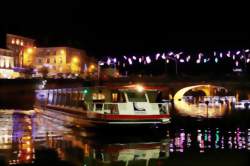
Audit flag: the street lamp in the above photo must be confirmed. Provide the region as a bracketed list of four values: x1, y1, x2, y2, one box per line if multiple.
[242, 49, 249, 74]
[165, 56, 178, 76]
[97, 61, 102, 81]
[205, 100, 209, 118]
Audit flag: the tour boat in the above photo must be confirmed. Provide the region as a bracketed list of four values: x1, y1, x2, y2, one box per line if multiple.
[35, 84, 171, 128]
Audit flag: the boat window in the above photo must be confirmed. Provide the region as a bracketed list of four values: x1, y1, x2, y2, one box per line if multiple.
[92, 93, 105, 101]
[147, 91, 163, 103]
[127, 92, 147, 102]
[112, 93, 118, 102]
[95, 103, 103, 111]
[112, 92, 126, 103]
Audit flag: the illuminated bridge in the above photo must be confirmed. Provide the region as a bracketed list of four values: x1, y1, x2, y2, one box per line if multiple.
[173, 84, 228, 101]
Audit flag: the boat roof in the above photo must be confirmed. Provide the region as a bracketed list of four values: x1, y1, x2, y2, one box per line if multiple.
[39, 84, 167, 91]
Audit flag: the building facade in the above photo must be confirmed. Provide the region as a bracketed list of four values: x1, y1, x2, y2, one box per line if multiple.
[3, 34, 97, 78]
[35, 47, 96, 77]
[0, 48, 19, 78]
[6, 34, 36, 67]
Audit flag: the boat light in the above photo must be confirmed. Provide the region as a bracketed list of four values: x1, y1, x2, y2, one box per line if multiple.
[136, 84, 144, 92]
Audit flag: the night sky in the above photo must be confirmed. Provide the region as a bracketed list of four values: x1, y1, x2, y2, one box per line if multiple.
[1, 3, 250, 58]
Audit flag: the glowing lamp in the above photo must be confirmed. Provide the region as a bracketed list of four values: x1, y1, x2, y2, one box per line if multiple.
[146, 56, 151, 64]
[220, 53, 223, 58]
[99, 62, 104, 66]
[169, 52, 174, 56]
[236, 61, 239, 67]
[139, 58, 142, 63]
[155, 53, 160, 60]
[128, 58, 132, 65]
[72, 57, 79, 63]
[82, 89, 88, 94]
[90, 64, 95, 69]
[16, 39, 20, 45]
[27, 48, 33, 54]
[136, 84, 144, 92]
[107, 58, 111, 65]
[162, 53, 166, 59]
[215, 58, 218, 63]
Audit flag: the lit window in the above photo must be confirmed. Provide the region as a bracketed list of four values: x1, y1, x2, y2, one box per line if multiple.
[59, 57, 63, 64]
[112, 93, 118, 102]
[0, 59, 4, 67]
[11, 39, 15, 44]
[20, 40, 24, 46]
[16, 39, 20, 45]
[5, 59, 9, 68]
[92, 93, 105, 100]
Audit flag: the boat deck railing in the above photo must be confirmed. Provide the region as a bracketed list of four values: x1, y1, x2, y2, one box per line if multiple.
[87, 102, 170, 115]
[87, 102, 119, 114]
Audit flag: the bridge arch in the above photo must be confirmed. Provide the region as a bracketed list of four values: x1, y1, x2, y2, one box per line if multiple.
[173, 84, 229, 117]
[173, 84, 228, 101]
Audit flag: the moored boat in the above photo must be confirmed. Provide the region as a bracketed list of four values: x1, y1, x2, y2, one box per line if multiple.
[35, 84, 171, 128]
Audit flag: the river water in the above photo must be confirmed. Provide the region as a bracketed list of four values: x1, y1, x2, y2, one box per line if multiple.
[0, 108, 250, 166]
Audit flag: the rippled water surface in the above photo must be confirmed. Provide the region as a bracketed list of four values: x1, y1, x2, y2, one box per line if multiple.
[0, 110, 250, 165]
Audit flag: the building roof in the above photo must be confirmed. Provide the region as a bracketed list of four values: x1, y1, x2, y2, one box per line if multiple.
[6, 34, 36, 42]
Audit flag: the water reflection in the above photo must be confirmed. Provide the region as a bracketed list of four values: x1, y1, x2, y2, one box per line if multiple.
[0, 110, 170, 165]
[174, 100, 229, 118]
[0, 110, 250, 165]
[169, 128, 250, 153]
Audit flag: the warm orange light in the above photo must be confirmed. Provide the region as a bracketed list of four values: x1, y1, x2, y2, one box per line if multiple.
[26, 155, 30, 160]
[27, 48, 33, 54]
[61, 50, 65, 54]
[90, 64, 95, 69]
[72, 57, 79, 63]
[16, 39, 20, 45]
